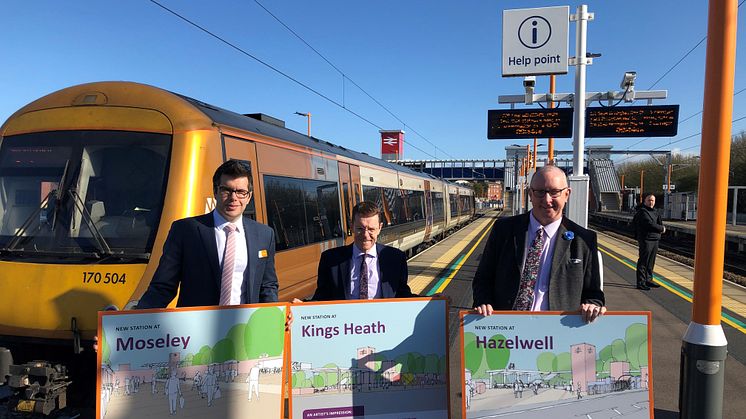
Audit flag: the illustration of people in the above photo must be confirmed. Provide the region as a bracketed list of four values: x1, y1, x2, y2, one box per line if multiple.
[465, 380, 473, 410]
[531, 382, 538, 395]
[125, 376, 132, 395]
[247, 365, 260, 401]
[165, 371, 181, 415]
[204, 366, 218, 407]
[577, 382, 583, 400]
[152, 376, 157, 395]
[513, 380, 520, 398]
[114, 378, 120, 395]
[192, 371, 202, 394]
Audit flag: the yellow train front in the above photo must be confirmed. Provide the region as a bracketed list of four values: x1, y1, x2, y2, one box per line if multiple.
[0, 81, 475, 409]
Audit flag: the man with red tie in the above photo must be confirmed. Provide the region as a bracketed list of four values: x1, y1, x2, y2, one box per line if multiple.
[309, 201, 416, 301]
[472, 165, 605, 323]
[138, 160, 278, 308]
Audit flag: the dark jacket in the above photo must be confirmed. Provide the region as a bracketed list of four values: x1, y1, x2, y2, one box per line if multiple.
[633, 205, 664, 241]
[137, 212, 279, 308]
[311, 243, 416, 301]
[472, 213, 605, 311]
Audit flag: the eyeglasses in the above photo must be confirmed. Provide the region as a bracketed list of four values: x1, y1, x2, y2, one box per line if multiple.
[530, 187, 567, 198]
[218, 186, 250, 199]
[354, 227, 379, 235]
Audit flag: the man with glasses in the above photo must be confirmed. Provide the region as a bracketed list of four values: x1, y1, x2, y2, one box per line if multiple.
[472, 165, 605, 323]
[138, 160, 278, 308]
[307, 201, 416, 301]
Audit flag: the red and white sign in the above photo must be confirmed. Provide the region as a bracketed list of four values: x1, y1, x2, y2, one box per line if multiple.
[380, 130, 405, 158]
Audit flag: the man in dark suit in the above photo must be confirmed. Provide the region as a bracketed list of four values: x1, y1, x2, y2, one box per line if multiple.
[137, 160, 278, 308]
[309, 201, 416, 301]
[472, 165, 605, 323]
[633, 193, 665, 290]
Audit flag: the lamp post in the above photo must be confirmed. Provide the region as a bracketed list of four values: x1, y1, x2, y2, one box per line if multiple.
[294, 112, 311, 137]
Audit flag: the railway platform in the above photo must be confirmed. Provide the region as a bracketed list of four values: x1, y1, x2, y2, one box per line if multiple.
[408, 209, 746, 419]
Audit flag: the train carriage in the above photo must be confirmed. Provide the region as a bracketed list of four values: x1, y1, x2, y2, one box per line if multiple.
[0, 81, 474, 356]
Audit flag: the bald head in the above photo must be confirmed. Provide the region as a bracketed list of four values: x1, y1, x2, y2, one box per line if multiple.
[529, 165, 571, 225]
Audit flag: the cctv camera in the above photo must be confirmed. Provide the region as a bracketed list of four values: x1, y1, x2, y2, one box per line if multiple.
[620, 71, 637, 89]
[523, 76, 536, 88]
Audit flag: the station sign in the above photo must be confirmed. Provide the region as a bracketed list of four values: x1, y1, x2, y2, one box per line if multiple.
[502, 6, 569, 76]
[487, 108, 573, 139]
[663, 184, 676, 191]
[585, 105, 680, 138]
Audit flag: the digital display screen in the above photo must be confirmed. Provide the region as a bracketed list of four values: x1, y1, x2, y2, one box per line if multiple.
[487, 108, 574, 139]
[585, 105, 679, 137]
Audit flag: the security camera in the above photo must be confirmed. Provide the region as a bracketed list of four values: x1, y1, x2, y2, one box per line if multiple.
[523, 76, 536, 88]
[620, 71, 637, 89]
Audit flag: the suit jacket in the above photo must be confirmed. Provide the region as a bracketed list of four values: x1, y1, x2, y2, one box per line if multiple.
[633, 205, 664, 241]
[311, 243, 416, 301]
[472, 213, 604, 311]
[137, 212, 278, 308]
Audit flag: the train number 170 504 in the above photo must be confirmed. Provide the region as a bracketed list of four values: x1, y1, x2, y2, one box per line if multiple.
[82, 272, 127, 284]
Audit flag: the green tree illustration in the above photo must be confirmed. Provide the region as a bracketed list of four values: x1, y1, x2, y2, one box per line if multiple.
[193, 345, 213, 365]
[463, 332, 486, 378]
[227, 323, 247, 361]
[101, 330, 111, 364]
[536, 352, 556, 373]
[244, 307, 285, 359]
[212, 338, 235, 363]
[424, 354, 440, 374]
[625, 323, 648, 370]
[485, 334, 510, 371]
[323, 363, 340, 387]
[611, 339, 628, 362]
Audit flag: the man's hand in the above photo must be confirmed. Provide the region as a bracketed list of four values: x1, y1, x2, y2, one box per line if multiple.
[580, 304, 606, 323]
[291, 298, 304, 304]
[474, 304, 494, 316]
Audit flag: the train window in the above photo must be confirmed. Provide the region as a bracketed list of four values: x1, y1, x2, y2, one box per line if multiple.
[0, 130, 170, 261]
[450, 193, 459, 216]
[432, 192, 445, 223]
[264, 175, 342, 251]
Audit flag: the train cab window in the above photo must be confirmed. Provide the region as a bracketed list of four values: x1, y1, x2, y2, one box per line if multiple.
[0, 130, 170, 261]
[264, 175, 342, 251]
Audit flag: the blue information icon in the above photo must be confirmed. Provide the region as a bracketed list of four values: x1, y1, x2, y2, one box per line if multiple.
[518, 15, 552, 49]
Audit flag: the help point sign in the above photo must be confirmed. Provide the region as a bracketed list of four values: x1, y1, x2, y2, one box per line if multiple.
[502, 6, 569, 77]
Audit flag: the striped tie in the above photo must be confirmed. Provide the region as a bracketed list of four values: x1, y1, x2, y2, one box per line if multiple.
[359, 254, 369, 300]
[513, 227, 545, 310]
[219, 224, 237, 306]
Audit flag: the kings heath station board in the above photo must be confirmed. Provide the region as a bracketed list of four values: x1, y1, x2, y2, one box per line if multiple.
[487, 105, 679, 140]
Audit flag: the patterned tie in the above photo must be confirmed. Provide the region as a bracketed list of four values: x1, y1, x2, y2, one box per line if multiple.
[219, 224, 237, 306]
[359, 254, 369, 300]
[514, 227, 545, 310]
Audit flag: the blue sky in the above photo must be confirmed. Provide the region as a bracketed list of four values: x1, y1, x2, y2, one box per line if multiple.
[2, 1, 744, 161]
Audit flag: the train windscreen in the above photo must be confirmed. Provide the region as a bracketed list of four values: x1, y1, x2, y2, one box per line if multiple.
[0, 130, 171, 262]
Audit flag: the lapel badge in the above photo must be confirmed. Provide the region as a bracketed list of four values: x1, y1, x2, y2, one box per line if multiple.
[562, 231, 575, 241]
[258, 249, 268, 258]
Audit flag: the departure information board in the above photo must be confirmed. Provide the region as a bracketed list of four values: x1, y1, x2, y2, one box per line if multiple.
[585, 105, 679, 137]
[487, 108, 573, 139]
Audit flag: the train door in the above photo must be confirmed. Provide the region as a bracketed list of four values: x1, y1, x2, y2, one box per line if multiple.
[223, 136, 264, 222]
[338, 162, 361, 244]
[423, 180, 433, 241]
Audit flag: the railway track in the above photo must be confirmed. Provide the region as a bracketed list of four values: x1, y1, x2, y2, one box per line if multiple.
[590, 216, 746, 286]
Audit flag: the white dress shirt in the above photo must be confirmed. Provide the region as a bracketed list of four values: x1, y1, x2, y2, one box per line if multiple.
[524, 213, 562, 311]
[213, 211, 248, 305]
[348, 243, 382, 300]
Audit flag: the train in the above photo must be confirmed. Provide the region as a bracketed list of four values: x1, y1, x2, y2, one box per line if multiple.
[0, 81, 475, 361]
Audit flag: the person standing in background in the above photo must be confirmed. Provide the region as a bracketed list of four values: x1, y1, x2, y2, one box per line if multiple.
[633, 193, 665, 290]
